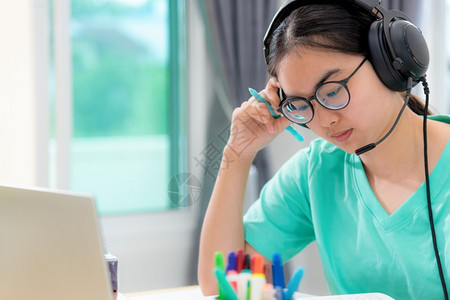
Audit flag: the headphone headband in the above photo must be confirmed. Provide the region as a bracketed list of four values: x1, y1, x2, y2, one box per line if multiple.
[263, 0, 429, 91]
[263, 0, 382, 63]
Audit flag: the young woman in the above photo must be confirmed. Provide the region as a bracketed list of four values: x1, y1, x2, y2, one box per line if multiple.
[198, 1, 450, 299]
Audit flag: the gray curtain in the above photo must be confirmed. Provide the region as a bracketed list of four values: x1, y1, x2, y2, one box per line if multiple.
[189, 0, 278, 284]
[384, 0, 423, 24]
[199, 0, 279, 190]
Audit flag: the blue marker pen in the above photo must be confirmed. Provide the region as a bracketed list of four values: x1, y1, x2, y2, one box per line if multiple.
[284, 267, 304, 300]
[272, 252, 285, 299]
[227, 251, 237, 272]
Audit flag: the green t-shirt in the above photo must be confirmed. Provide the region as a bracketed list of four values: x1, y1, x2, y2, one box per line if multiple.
[244, 115, 450, 299]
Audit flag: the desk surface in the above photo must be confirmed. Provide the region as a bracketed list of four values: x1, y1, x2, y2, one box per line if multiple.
[118, 287, 393, 300]
[119, 285, 314, 300]
[120, 285, 214, 299]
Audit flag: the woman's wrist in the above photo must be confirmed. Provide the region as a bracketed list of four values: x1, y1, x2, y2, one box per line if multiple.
[222, 144, 257, 165]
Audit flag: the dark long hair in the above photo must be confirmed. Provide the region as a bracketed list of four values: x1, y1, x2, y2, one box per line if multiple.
[266, 3, 430, 115]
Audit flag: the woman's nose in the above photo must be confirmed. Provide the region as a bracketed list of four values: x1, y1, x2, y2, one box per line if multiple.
[314, 102, 339, 127]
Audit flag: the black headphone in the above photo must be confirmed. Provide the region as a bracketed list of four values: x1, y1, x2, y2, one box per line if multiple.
[263, 0, 430, 92]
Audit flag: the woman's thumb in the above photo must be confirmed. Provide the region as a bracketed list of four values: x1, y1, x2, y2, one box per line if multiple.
[275, 115, 294, 133]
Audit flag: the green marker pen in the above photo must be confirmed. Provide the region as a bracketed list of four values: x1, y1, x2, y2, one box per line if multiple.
[215, 252, 225, 299]
[215, 268, 239, 300]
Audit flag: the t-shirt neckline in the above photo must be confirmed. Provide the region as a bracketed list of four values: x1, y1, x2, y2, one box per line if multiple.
[351, 138, 450, 231]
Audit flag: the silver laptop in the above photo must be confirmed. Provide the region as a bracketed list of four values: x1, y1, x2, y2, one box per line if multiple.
[0, 184, 113, 300]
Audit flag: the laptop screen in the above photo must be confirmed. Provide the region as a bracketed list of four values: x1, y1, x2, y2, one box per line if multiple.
[0, 184, 113, 300]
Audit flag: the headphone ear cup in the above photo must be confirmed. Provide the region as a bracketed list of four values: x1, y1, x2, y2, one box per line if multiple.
[368, 18, 430, 92]
[368, 20, 407, 91]
[389, 19, 429, 81]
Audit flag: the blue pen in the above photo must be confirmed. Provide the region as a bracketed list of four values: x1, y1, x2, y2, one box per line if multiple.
[226, 251, 237, 272]
[272, 252, 285, 299]
[284, 267, 304, 300]
[248, 88, 304, 142]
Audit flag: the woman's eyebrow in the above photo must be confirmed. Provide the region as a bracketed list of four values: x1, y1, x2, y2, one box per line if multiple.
[284, 67, 341, 98]
[313, 68, 340, 91]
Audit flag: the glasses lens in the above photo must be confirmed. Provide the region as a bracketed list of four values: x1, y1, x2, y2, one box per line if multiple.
[281, 98, 313, 124]
[316, 82, 349, 109]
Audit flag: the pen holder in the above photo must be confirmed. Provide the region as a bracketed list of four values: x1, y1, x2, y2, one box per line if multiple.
[104, 251, 118, 292]
[214, 250, 304, 300]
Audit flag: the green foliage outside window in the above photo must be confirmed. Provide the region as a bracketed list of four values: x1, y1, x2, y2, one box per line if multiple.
[65, 0, 176, 214]
[71, 0, 168, 138]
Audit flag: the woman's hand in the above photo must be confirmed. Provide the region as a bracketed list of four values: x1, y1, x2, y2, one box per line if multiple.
[199, 80, 292, 295]
[226, 78, 292, 159]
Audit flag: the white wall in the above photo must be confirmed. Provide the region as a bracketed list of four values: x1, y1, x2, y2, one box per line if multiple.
[100, 209, 199, 293]
[0, 0, 49, 187]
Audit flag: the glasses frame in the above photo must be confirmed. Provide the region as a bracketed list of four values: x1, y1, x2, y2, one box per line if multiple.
[277, 57, 368, 125]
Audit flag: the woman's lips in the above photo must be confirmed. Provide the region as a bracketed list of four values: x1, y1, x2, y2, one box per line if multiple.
[332, 129, 353, 142]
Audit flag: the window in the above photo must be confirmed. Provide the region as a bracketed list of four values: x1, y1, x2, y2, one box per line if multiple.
[50, 0, 187, 215]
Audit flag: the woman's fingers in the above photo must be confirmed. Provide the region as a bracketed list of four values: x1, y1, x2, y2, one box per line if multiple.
[273, 112, 294, 132]
[245, 96, 278, 133]
[237, 89, 290, 135]
[227, 80, 294, 156]
[247, 99, 274, 123]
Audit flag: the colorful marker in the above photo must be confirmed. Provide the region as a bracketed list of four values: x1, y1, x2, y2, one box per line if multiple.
[284, 267, 304, 300]
[236, 249, 245, 273]
[215, 252, 225, 272]
[272, 252, 285, 292]
[250, 255, 266, 300]
[214, 268, 239, 300]
[237, 255, 252, 300]
[213, 251, 304, 300]
[227, 251, 237, 272]
[215, 252, 225, 299]
[226, 270, 239, 293]
[243, 254, 251, 270]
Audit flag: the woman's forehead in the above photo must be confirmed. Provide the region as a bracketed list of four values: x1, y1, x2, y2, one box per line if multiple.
[277, 48, 360, 96]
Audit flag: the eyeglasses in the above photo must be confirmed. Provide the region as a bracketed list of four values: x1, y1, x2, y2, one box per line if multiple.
[277, 58, 367, 125]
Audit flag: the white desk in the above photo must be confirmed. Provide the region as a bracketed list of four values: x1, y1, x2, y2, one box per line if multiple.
[121, 285, 214, 300]
[118, 285, 313, 300]
[118, 287, 393, 300]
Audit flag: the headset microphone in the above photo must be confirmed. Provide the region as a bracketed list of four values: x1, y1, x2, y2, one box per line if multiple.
[355, 77, 412, 156]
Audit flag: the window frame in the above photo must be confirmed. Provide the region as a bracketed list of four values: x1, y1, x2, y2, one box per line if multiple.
[169, 0, 188, 208]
